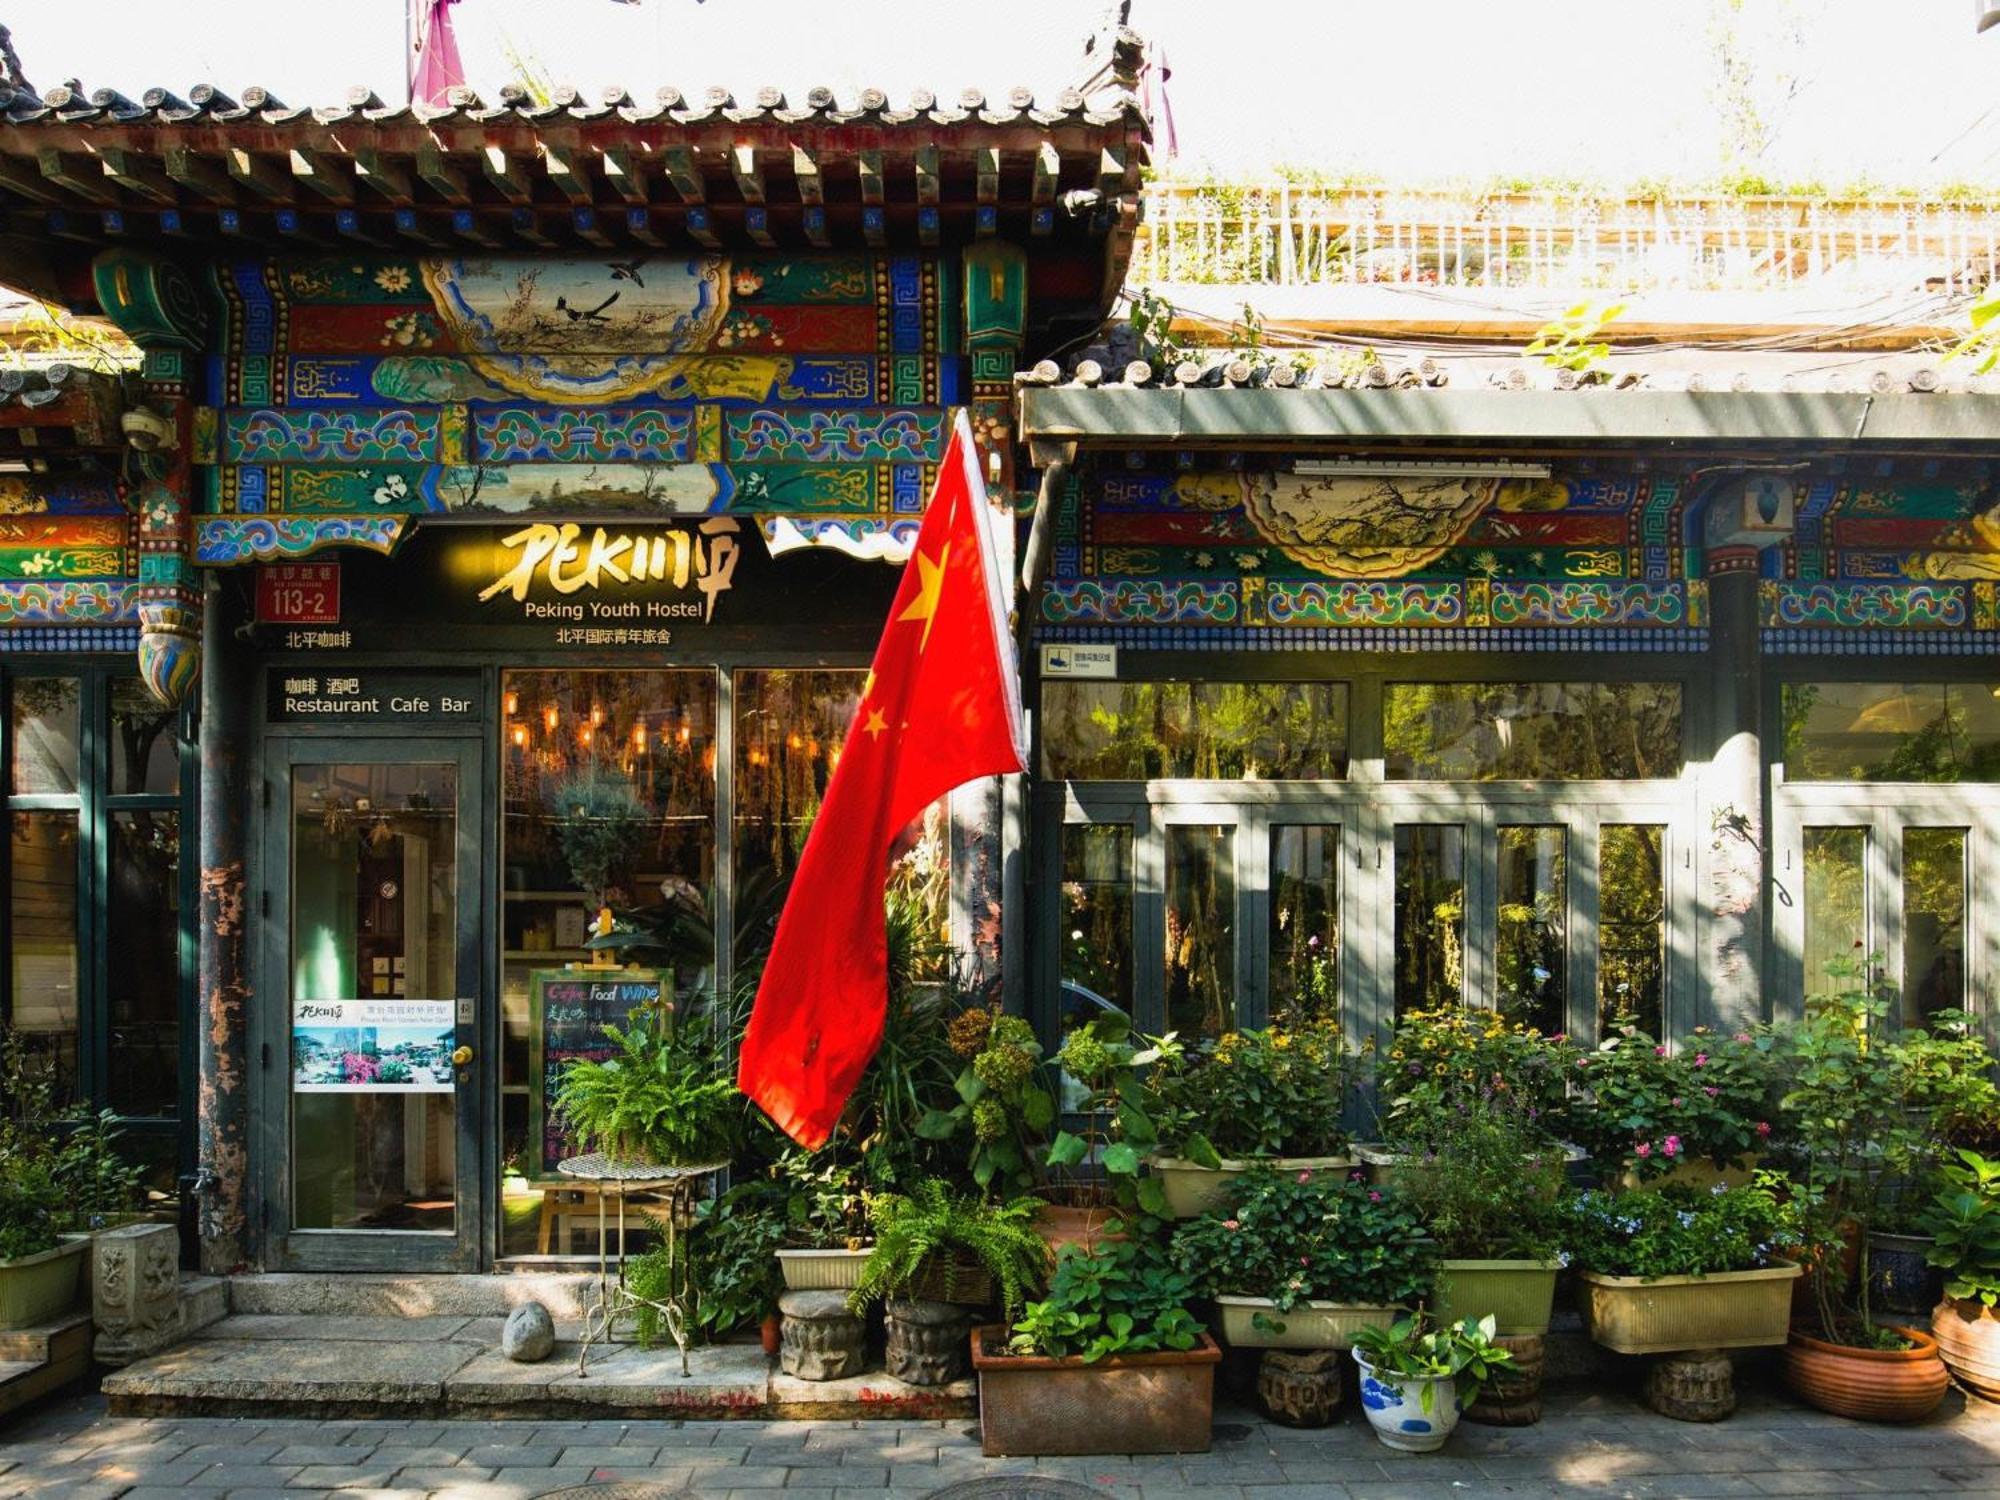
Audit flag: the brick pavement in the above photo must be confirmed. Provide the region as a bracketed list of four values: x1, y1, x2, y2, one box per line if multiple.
[4, 1381, 2000, 1500]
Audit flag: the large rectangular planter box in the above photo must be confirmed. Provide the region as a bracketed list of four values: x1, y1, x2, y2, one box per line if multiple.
[1430, 1259, 1560, 1337]
[1613, 1154, 1761, 1194]
[0, 1239, 87, 1331]
[776, 1248, 870, 1291]
[1150, 1155, 1353, 1219]
[971, 1325, 1220, 1455]
[1354, 1143, 1583, 1197]
[1213, 1295, 1400, 1350]
[1578, 1261, 1801, 1354]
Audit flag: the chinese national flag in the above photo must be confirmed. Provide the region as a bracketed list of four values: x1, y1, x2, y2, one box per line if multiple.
[738, 410, 1026, 1147]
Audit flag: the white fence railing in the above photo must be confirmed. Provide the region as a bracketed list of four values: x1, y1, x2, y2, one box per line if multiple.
[1130, 184, 2000, 296]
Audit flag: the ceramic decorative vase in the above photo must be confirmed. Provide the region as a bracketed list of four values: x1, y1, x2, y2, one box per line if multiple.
[1783, 1326, 1950, 1423]
[1353, 1351, 1462, 1453]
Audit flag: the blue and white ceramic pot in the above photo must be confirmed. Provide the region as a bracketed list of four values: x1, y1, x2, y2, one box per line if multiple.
[1352, 1351, 1461, 1452]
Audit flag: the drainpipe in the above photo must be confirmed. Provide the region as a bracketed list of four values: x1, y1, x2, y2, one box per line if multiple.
[1018, 432, 1077, 599]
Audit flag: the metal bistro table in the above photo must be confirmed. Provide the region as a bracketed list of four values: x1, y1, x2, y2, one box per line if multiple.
[557, 1153, 727, 1378]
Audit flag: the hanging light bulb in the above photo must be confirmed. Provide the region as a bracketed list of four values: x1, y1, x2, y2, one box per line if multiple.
[544, 705, 560, 733]
[590, 704, 605, 727]
[632, 723, 647, 750]
[504, 691, 519, 716]
[511, 724, 528, 748]
[580, 724, 594, 747]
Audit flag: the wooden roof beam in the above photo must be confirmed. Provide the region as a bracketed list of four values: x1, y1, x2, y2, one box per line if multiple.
[164, 147, 233, 201]
[0, 155, 62, 204]
[802, 204, 830, 248]
[731, 144, 764, 205]
[415, 142, 470, 205]
[791, 144, 822, 206]
[354, 150, 413, 202]
[34, 148, 117, 206]
[915, 144, 940, 206]
[542, 142, 593, 205]
[94, 148, 176, 205]
[450, 208, 500, 247]
[288, 148, 355, 204]
[600, 146, 647, 205]
[660, 145, 703, 203]
[224, 147, 289, 200]
[482, 145, 532, 203]
[858, 149, 884, 206]
[976, 146, 1000, 206]
[1032, 140, 1060, 203]
[1098, 144, 1128, 197]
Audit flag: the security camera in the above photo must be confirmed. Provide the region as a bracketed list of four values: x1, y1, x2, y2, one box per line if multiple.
[121, 405, 175, 452]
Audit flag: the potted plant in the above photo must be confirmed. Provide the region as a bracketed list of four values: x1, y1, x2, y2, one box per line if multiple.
[1564, 1177, 1803, 1355]
[1171, 1167, 1435, 1349]
[915, 1007, 1059, 1196]
[0, 1156, 84, 1331]
[552, 1002, 739, 1168]
[1351, 1315, 1515, 1453]
[972, 1234, 1219, 1456]
[849, 1181, 1048, 1313]
[1395, 1093, 1569, 1337]
[1570, 1019, 1778, 1191]
[1777, 967, 1973, 1422]
[1923, 1148, 2000, 1401]
[769, 1150, 874, 1291]
[1037, 1015, 1175, 1249]
[1146, 1021, 1355, 1217]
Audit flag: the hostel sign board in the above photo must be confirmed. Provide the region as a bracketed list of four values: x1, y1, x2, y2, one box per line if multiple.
[292, 998, 455, 1093]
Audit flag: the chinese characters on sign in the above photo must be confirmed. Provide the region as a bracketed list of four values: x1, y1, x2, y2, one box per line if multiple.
[257, 563, 341, 625]
[292, 998, 456, 1094]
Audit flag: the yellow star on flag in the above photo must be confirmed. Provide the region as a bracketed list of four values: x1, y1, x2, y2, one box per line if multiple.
[895, 541, 951, 652]
[861, 707, 888, 739]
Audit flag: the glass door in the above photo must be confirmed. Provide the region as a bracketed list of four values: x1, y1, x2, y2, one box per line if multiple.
[268, 740, 483, 1271]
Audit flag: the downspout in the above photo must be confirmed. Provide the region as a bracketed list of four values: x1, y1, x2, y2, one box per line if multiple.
[1018, 432, 1078, 598]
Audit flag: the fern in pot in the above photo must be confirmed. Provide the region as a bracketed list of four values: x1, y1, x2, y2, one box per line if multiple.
[553, 1004, 739, 1168]
[849, 1179, 1051, 1316]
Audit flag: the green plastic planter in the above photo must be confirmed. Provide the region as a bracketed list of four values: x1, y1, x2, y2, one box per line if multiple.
[0, 1240, 86, 1331]
[1149, 1155, 1353, 1218]
[1429, 1259, 1560, 1337]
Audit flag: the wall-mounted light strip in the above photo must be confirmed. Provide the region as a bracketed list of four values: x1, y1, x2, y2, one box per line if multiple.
[1292, 459, 1553, 479]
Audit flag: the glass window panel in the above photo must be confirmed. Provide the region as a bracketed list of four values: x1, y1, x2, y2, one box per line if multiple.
[1903, 828, 1968, 1025]
[10, 678, 80, 795]
[1497, 826, 1566, 1034]
[1803, 827, 1868, 999]
[1783, 683, 2000, 783]
[732, 669, 866, 967]
[500, 670, 717, 1253]
[1393, 825, 1465, 1017]
[1166, 825, 1235, 1038]
[1059, 824, 1133, 1019]
[1600, 825, 1667, 1035]
[1384, 682, 1682, 780]
[9, 810, 77, 1103]
[107, 810, 179, 1117]
[1269, 825, 1339, 1027]
[110, 678, 178, 796]
[290, 762, 458, 1233]
[1040, 682, 1348, 780]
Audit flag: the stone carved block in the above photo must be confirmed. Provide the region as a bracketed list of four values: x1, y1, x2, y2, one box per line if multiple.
[778, 1289, 866, 1381]
[93, 1223, 182, 1365]
[883, 1297, 971, 1387]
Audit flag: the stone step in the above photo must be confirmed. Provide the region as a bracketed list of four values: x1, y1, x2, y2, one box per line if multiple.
[0, 1314, 92, 1420]
[180, 1275, 229, 1338]
[226, 1271, 602, 1320]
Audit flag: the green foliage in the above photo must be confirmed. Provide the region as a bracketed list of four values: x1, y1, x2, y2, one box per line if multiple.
[1921, 1150, 2000, 1309]
[0, 1031, 142, 1239]
[552, 1005, 739, 1167]
[763, 1148, 870, 1250]
[1170, 1168, 1435, 1312]
[548, 768, 651, 907]
[919, 1010, 1057, 1194]
[1377, 1007, 1575, 1151]
[1524, 300, 1626, 375]
[1570, 1019, 1780, 1180]
[0, 1158, 62, 1262]
[1947, 281, 2000, 376]
[1391, 1095, 1568, 1260]
[1560, 1177, 1804, 1280]
[1046, 1014, 1178, 1218]
[1147, 1021, 1353, 1162]
[1352, 1314, 1515, 1407]
[849, 1180, 1050, 1317]
[1008, 1235, 1204, 1363]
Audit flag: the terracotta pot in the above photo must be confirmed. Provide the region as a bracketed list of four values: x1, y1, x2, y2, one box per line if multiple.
[971, 1325, 1219, 1456]
[1032, 1202, 1122, 1257]
[1933, 1296, 2000, 1402]
[1783, 1326, 1950, 1423]
[759, 1312, 781, 1357]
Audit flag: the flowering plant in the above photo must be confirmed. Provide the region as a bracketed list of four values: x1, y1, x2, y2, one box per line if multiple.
[1560, 1176, 1804, 1280]
[1170, 1167, 1435, 1311]
[1392, 1092, 1569, 1260]
[1147, 1020, 1353, 1162]
[1569, 1019, 1778, 1181]
[1376, 1007, 1575, 1151]
[916, 1007, 1058, 1194]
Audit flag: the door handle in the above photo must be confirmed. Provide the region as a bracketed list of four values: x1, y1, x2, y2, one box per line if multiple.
[451, 1045, 474, 1066]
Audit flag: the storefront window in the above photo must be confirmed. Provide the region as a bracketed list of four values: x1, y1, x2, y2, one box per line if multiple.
[1393, 824, 1464, 1016]
[1904, 828, 1968, 1024]
[1041, 681, 1348, 780]
[1783, 683, 2000, 782]
[9, 809, 77, 1100]
[1269, 825, 1339, 1027]
[1497, 826, 1566, 1034]
[110, 678, 179, 796]
[1802, 827, 1868, 999]
[1384, 682, 1683, 780]
[1166, 825, 1234, 1038]
[1060, 824, 1132, 1015]
[11, 677, 79, 796]
[107, 810, 179, 1117]
[1600, 825, 1667, 1035]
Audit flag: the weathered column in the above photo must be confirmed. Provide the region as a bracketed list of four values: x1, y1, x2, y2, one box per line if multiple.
[1700, 548, 1767, 1032]
[194, 574, 253, 1272]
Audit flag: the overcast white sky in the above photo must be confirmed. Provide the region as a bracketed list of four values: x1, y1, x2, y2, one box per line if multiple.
[8, 1, 2000, 187]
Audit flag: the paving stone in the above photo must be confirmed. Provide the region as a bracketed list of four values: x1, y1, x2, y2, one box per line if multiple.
[464, 1444, 563, 1468]
[104, 1337, 481, 1406]
[288, 1465, 399, 1488]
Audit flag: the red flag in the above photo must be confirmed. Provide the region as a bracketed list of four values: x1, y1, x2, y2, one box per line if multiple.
[738, 411, 1026, 1147]
[410, 0, 467, 109]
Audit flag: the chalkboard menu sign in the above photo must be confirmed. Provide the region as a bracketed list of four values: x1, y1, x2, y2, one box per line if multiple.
[526, 967, 666, 1177]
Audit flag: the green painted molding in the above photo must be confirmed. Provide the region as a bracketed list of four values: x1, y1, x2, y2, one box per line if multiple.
[90, 249, 211, 351]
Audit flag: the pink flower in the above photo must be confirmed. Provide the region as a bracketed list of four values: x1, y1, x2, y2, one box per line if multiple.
[1755, 1120, 1772, 1138]
[1663, 1135, 1681, 1157]
[1368, 1191, 1382, 1202]
[1672, 1097, 1683, 1108]
[1299, 1255, 1309, 1266]
[1734, 1033, 1751, 1044]
[1223, 1219, 1240, 1231]
[1635, 1141, 1653, 1158]
[1693, 1053, 1708, 1067]
[1654, 1046, 1668, 1056]
[1704, 1086, 1719, 1097]
[1550, 1034, 1568, 1044]
[1298, 1170, 1312, 1184]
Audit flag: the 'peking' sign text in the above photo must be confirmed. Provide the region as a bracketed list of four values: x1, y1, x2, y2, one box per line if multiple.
[477, 519, 742, 622]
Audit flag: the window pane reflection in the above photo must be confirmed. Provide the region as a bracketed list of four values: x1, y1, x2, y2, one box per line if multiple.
[1041, 681, 1348, 780]
[108, 810, 179, 1117]
[1394, 825, 1464, 1017]
[1803, 827, 1867, 999]
[110, 678, 178, 796]
[1060, 825, 1132, 1016]
[1600, 825, 1666, 1035]
[9, 810, 77, 1102]
[1497, 826, 1565, 1034]
[1904, 828, 1967, 1025]
[1784, 684, 2000, 783]
[1384, 682, 1682, 780]
[1166, 826, 1235, 1039]
[11, 678, 79, 795]
[1270, 825, 1339, 1027]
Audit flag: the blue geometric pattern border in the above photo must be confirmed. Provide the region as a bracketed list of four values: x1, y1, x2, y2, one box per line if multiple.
[1034, 625, 1712, 653]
